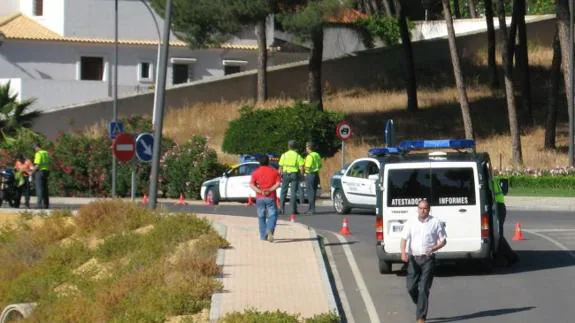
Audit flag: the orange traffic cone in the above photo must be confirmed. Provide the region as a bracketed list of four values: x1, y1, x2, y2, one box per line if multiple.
[142, 194, 149, 205]
[340, 217, 351, 236]
[512, 223, 525, 241]
[289, 214, 297, 222]
[177, 193, 187, 205]
[246, 195, 254, 206]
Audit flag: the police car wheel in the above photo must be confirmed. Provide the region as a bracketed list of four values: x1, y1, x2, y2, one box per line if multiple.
[333, 190, 350, 214]
[379, 259, 392, 274]
[206, 188, 219, 205]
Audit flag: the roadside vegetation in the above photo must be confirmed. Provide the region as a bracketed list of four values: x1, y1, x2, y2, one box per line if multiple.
[0, 200, 229, 322]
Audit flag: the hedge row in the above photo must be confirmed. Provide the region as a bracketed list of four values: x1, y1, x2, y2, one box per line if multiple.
[498, 175, 575, 190]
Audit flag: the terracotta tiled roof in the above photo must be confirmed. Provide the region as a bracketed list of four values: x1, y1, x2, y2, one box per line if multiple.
[327, 8, 368, 24]
[0, 13, 259, 50]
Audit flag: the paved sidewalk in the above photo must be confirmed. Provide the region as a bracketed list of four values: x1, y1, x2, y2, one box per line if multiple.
[199, 214, 337, 321]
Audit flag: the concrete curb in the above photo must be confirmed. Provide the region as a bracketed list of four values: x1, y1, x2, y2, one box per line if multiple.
[290, 221, 340, 320]
[208, 221, 228, 323]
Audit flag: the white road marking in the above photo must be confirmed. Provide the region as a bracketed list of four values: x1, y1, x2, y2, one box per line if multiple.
[526, 229, 575, 233]
[324, 237, 356, 323]
[335, 233, 381, 323]
[524, 229, 575, 260]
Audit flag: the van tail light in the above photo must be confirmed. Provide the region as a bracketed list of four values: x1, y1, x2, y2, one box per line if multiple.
[481, 213, 490, 239]
[376, 216, 384, 241]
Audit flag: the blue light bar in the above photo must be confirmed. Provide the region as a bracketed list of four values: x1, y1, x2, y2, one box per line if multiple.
[399, 139, 475, 150]
[368, 147, 402, 156]
[239, 153, 279, 163]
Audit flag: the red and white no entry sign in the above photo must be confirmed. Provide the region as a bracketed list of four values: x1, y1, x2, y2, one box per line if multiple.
[112, 133, 135, 163]
[336, 120, 352, 141]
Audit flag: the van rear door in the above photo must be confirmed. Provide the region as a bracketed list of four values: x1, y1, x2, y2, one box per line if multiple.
[383, 162, 481, 254]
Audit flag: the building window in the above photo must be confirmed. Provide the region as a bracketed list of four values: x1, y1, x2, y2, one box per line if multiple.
[222, 59, 248, 75]
[172, 64, 189, 85]
[224, 65, 241, 75]
[80, 56, 104, 81]
[33, 0, 43, 16]
[138, 62, 153, 82]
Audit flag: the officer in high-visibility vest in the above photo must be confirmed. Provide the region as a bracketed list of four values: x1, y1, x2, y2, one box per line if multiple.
[279, 140, 304, 215]
[304, 141, 322, 215]
[31, 142, 51, 209]
[492, 177, 518, 266]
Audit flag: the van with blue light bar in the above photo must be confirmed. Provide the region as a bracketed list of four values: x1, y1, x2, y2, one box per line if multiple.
[375, 138, 507, 274]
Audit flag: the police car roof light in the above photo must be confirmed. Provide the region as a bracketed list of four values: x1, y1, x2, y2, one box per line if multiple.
[239, 153, 279, 163]
[399, 139, 475, 150]
[368, 147, 402, 156]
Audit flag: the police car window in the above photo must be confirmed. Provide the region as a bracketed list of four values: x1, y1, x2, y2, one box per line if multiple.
[387, 168, 475, 207]
[367, 162, 379, 175]
[346, 161, 367, 178]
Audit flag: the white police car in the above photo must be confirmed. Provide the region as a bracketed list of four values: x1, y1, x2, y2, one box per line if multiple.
[200, 156, 318, 205]
[330, 158, 380, 214]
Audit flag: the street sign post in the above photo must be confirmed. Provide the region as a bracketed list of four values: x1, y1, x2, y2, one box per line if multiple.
[112, 133, 135, 163]
[135, 133, 154, 162]
[336, 121, 353, 168]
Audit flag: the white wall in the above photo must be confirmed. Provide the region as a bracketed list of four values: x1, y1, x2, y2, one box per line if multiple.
[21, 0, 66, 35]
[0, 0, 20, 16]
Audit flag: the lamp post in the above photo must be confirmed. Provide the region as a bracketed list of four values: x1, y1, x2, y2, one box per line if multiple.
[112, 0, 119, 197]
[570, 0, 574, 167]
[148, 0, 173, 209]
[138, 0, 162, 128]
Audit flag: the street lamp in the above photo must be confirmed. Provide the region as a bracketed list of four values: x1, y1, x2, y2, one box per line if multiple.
[138, 0, 162, 128]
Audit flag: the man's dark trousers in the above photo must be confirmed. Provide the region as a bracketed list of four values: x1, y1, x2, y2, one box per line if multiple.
[35, 170, 50, 209]
[280, 172, 299, 214]
[305, 172, 319, 213]
[406, 255, 435, 320]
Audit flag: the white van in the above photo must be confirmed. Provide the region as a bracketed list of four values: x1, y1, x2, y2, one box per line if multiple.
[373, 139, 505, 274]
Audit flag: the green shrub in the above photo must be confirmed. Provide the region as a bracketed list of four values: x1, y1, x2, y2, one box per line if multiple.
[160, 135, 227, 199]
[501, 175, 575, 190]
[222, 102, 344, 158]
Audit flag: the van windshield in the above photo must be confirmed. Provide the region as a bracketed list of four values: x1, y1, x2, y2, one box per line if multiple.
[386, 168, 476, 207]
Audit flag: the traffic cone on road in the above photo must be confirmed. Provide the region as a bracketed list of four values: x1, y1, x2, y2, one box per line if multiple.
[177, 193, 187, 205]
[340, 217, 351, 236]
[289, 214, 296, 222]
[142, 194, 149, 205]
[246, 195, 254, 206]
[512, 223, 525, 241]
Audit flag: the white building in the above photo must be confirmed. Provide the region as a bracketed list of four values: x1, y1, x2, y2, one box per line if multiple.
[0, 0, 307, 111]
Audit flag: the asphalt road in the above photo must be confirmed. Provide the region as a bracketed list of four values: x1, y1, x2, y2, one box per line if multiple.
[176, 203, 575, 323]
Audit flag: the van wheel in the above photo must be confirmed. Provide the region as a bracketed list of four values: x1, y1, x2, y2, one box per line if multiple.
[333, 190, 350, 214]
[378, 259, 392, 274]
[480, 252, 494, 274]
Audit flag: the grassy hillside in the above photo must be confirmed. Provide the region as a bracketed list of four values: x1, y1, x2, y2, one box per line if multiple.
[160, 45, 568, 191]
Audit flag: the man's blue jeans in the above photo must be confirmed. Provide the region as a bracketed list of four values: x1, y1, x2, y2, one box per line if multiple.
[256, 197, 278, 240]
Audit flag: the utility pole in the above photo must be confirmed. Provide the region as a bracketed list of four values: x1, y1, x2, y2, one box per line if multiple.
[570, 0, 574, 167]
[112, 0, 119, 197]
[148, 0, 173, 209]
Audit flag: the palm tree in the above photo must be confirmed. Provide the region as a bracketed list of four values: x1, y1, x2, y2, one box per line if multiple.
[0, 82, 41, 139]
[441, 0, 474, 139]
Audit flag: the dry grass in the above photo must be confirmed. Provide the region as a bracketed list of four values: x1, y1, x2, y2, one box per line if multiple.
[158, 45, 566, 192]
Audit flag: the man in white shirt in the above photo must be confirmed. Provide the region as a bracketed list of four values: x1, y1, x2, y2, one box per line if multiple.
[400, 199, 447, 323]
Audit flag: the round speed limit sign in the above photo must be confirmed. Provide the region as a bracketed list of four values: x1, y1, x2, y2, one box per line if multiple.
[336, 121, 352, 141]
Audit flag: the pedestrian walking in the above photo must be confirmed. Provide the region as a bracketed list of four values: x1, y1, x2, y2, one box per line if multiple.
[31, 142, 51, 209]
[278, 140, 304, 216]
[400, 199, 447, 323]
[304, 141, 321, 215]
[14, 154, 34, 208]
[249, 155, 281, 242]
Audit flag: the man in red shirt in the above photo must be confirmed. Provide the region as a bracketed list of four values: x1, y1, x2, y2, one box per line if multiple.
[249, 155, 281, 242]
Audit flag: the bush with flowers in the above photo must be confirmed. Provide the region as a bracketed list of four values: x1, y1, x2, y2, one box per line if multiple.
[160, 135, 227, 199]
[495, 167, 575, 192]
